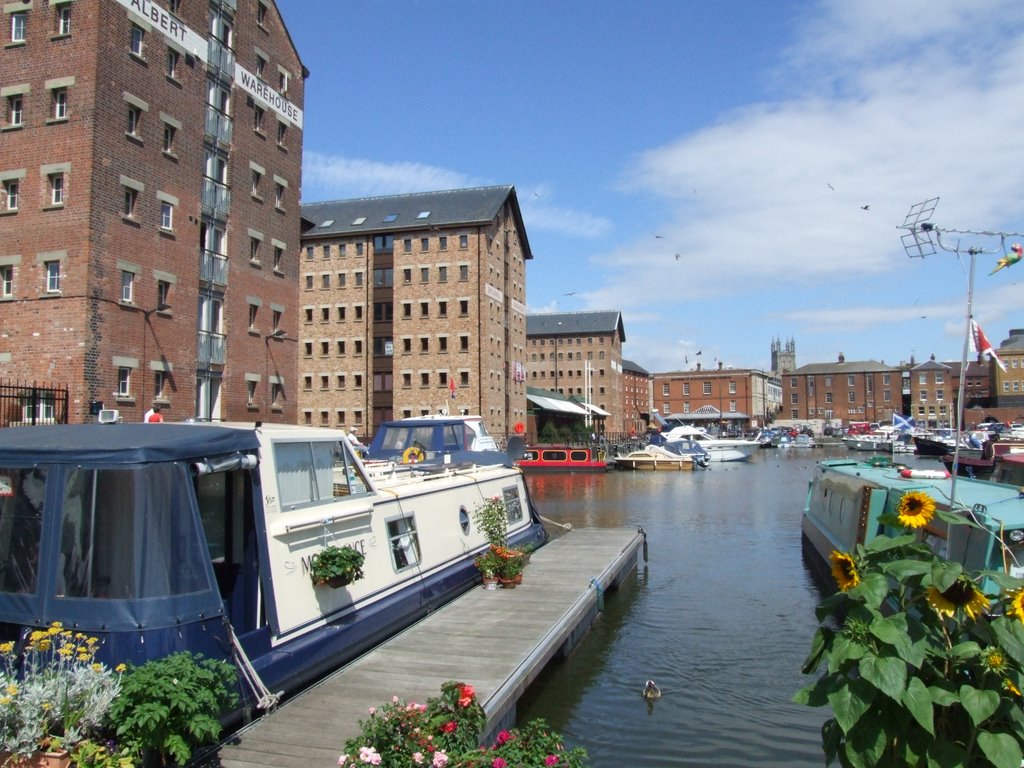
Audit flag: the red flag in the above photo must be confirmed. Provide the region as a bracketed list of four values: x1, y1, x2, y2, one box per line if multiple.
[449, 376, 457, 398]
[970, 319, 1007, 371]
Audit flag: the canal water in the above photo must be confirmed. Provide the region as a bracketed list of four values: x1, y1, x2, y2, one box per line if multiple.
[516, 444, 889, 767]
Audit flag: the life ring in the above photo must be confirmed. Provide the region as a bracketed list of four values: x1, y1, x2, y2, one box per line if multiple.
[402, 446, 425, 464]
[514, 422, 526, 434]
[900, 468, 950, 480]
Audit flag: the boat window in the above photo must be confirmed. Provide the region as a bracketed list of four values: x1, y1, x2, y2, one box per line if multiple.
[377, 426, 435, 453]
[502, 486, 523, 525]
[57, 466, 209, 599]
[387, 515, 420, 571]
[544, 450, 568, 462]
[0, 468, 46, 594]
[274, 440, 370, 510]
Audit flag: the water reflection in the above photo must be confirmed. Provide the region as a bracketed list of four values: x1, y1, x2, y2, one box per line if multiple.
[518, 448, 858, 767]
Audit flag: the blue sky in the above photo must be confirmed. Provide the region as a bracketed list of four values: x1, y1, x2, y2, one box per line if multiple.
[279, 0, 1024, 374]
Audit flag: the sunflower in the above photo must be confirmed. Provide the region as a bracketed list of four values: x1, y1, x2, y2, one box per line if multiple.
[982, 647, 1008, 674]
[829, 550, 860, 591]
[896, 490, 936, 529]
[1007, 588, 1024, 625]
[1004, 678, 1022, 698]
[925, 577, 989, 620]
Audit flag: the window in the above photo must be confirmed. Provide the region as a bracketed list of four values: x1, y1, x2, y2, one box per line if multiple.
[438, 236, 447, 250]
[271, 309, 282, 332]
[255, 54, 266, 78]
[273, 245, 284, 272]
[702, 382, 712, 395]
[420, 238, 429, 251]
[321, 273, 330, 289]
[247, 380, 257, 406]
[119, 270, 135, 303]
[162, 123, 176, 153]
[1, 266, 12, 297]
[250, 168, 262, 197]
[45, 261, 61, 293]
[10, 12, 26, 43]
[117, 367, 132, 397]
[460, 234, 468, 249]
[4, 180, 18, 211]
[166, 49, 178, 79]
[130, 24, 145, 57]
[459, 264, 469, 281]
[249, 237, 261, 263]
[274, 181, 284, 208]
[278, 69, 289, 93]
[459, 300, 469, 316]
[56, 6, 71, 36]
[438, 300, 447, 317]
[160, 201, 173, 231]
[257, 1, 268, 26]
[7, 96, 23, 127]
[276, 121, 286, 147]
[49, 173, 64, 206]
[253, 105, 264, 133]
[438, 266, 448, 282]
[52, 89, 68, 121]
[123, 187, 137, 217]
[157, 280, 170, 309]
[420, 267, 429, 283]
[127, 105, 141, 137]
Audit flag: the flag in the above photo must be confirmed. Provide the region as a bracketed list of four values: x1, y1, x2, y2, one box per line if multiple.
[449, 376, 457, 398]
[970, 319, 1007, 372]
[893, 413, 915, 431]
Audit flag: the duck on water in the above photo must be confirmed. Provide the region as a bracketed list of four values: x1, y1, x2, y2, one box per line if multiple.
[0, 422, 547, 719]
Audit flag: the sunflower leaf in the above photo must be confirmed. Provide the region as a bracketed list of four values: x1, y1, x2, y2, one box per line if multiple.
[869, 613, 908, 648]
[828, 677, 875, 735]
[949, 640, 982, 662]
[959, 685, 999, 726]
[936, 506, 984, 528]
[860, 652, 907, 701]
[800, 628, 830, 674]
[992, 618, 1024, 668]
[902, 677, 934, 735]
[927, 681, 959, 707]
[930, 560, 962, 592]
[977, 730, 1023, 768]
[864, 533, 916, 553]
[855, 573, 890, 611]
[881, 558, 931, 580]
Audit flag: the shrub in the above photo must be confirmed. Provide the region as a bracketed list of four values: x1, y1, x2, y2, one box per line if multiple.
[105, 651, 238, 766]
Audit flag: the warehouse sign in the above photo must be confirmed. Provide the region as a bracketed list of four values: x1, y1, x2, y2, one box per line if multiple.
[113, 0, 207, 62]
[235, 65, 304, 128]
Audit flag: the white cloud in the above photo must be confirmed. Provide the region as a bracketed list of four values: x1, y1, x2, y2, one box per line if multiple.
[302, 152, 478, 201]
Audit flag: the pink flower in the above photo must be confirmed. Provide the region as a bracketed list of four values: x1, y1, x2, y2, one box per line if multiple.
[492, 759, 508, 768]
[545, 756, 560, 766]
[495, 730, 511, 745]
[337, 755, 349, 766]
[358, 746, 382, 765]
[458, 684, 475, 708]
[412, 753, 424, 765]
[432, 752, 449, 768]
[367, 707, 376, 715]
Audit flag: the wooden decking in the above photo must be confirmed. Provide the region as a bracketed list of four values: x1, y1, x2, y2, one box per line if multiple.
[210, 527, 646, 768]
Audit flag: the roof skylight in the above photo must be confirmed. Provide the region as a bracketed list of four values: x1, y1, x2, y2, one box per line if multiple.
[319, 219, 334, 227]
[383, 213, 398, 223]
[416, 211, 431, 219]
[352, 217, 366, 225]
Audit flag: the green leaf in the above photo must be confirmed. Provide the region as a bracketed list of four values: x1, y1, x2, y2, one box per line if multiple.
[949, 640, 982, 662]
[927, 739, 968, 768]
[902, 677, 934, 735]
[927, 682, 960, 707]
[883, 558, 932, 580]
[830, 633, 867, 669]
[801, 627, 830, 674]
[865, 533, 916, 552]
[959, 685, 1000, 726]
[993, 618, 1024, 668]
[827, 677, 875, 734]
[860, 653, 908, 701]
[856, 573, 891, 610]
[977, 730, 1024, 768]
[930, 560, 962, 592]
[870, 613, 908, 647]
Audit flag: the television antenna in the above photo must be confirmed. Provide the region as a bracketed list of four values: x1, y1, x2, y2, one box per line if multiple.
[897, 197, 1023, 517]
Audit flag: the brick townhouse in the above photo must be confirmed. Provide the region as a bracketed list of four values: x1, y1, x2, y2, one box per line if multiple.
[0, 0, 304, 423]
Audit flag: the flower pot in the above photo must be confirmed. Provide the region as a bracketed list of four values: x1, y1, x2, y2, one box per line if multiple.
[482, 577, 498, 591]
[499, 578, 518, 589]
[314, 573, 354, 589]
[0, 750, 71, 768]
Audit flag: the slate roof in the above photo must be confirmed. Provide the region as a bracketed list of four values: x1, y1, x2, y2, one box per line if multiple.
[621, 358, 649, 376]
[526, 311, 626, 342]
[792, 359, 898, 375]
[299, 185, 531, 259]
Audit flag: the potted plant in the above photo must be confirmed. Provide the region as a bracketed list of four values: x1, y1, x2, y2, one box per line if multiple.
[309, 544, 365, 588]
[494, 545, 527, 588]
[474, 548, 502, 590]
[472, 496, 508, 549]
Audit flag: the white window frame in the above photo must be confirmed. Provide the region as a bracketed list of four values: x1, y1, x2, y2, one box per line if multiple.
[10, 12, 26, 43]
[127, 105, 141, 136]
[57, 6, 71, 36]
[7, 95, 23, 127]
[121, 270, 134, 303]
[49, 173, 64, 206]
[123, 187, 137, 217]
[117, 367, 132, 397]
[4, 180, 18, 211]
[45, 261, 61, 293]
[160, 201, 174, 231]
[130, 24, 144, 56]
[52, 89, 68, 120]
[1, 266, 12, 297]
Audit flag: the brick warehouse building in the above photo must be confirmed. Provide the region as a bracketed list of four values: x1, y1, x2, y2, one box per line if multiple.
[297, 187, 532, 439]
[0, 0, 304, 423]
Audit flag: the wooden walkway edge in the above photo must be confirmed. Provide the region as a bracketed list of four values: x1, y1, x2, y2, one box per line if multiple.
[210, 527, 646, 768]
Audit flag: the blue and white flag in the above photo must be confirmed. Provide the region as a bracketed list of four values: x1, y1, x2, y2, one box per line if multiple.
[893, 413, 915, 431]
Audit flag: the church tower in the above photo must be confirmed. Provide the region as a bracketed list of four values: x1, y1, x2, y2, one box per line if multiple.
[771, 337, 797, 374]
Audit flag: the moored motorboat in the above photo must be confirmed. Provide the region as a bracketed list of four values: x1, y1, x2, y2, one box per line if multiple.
[515, 445, 611, 473]
[364, 414, 511, 467]
[801, 457, 1024, 590]
[0, 422, 547, 720]
[656, 426, 759, 462]
[614, 442, 710, 471]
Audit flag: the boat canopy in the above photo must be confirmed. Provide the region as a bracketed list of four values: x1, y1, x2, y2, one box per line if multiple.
[526, 394, 589, 415]
[0, 424, 262, 632]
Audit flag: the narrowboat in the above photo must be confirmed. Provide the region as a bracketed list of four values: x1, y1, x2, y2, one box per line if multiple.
[515, 445, 612, 473]
[802, 457, 1024, 590]
[0, 422, 547, 716]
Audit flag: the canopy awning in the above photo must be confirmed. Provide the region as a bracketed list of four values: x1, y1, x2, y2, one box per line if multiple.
[577, 401, 610, 417]
[526, 393, 590, 415]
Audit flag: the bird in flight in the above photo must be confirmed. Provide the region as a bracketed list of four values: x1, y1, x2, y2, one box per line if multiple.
[860, 205, 870, 210]
[827, 183, 835, 191]
[564, 291, 577, 296]
[652, 233, 664, 239]
[675, 253, 680, 261]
